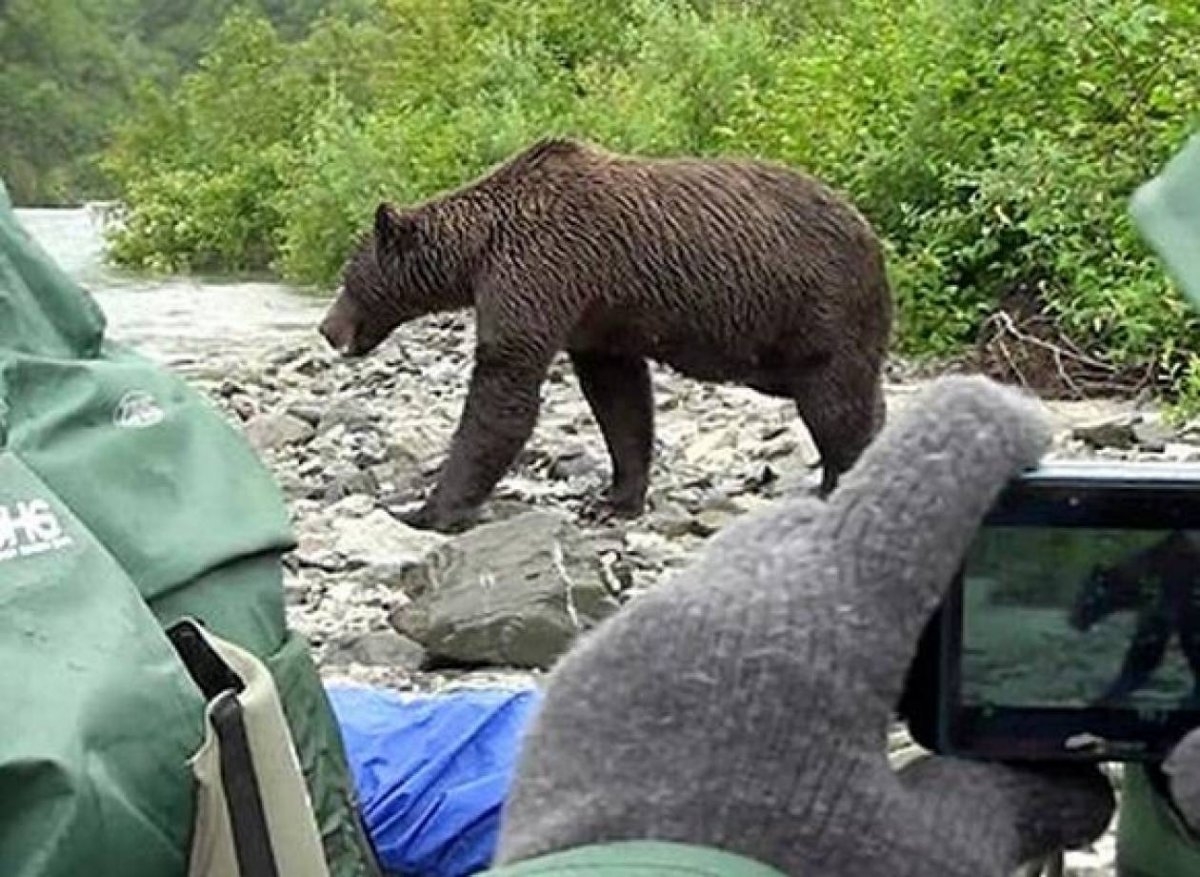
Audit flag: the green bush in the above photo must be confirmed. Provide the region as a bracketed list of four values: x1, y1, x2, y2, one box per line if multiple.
[104, 0, 1200, 402]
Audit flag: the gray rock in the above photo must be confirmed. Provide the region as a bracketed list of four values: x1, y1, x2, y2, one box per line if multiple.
[647, 502, 694, 539]
[217, 378, 246, 398]
[1178, 416, 1200, 441]
[375, 453, 426, 489]
[331, 509, 447, 594]
[230, 395, 258, 421]
[743, 464, 779, 492]
[284, 351, 333, 377]
[326, 494, 376, 518]
[294, 549, 350, 573]
[325, 630, 427, 671]
[287, 404, 324, 427]
[268, 344, 309, 367]
[1131, 417, 1173, 453]
[754, 435, 798, 461]
[390, 510, 620, 669]
[244, 412, 316, 451]
[1162, 442, 1200, 462]
[691, 507, 737, 537]
[345, 561, 427, 592]
[598, 550, 636, 594]
[683, 425, 740, 465]
[476, 498, 540, 526]
[369, 461, 426, 495]
[275, 469, 309, 500]
[774, 467, 822, 495]
[322, 464, 378, 503]
[690, 495, 746, 537]
[298, 457, 325, 478]
[550, 448, 601, 480]
[1071, 414, 1177, 454]
[1071, 416, 1141, 451]
[282, 570, 312, 606]
[387, 424, 448, 468]
[319, 399, 375, 434]
[350, 433, 391, 468]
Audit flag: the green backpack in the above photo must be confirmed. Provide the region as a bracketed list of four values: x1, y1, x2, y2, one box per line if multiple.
[0, 179, 378, 876]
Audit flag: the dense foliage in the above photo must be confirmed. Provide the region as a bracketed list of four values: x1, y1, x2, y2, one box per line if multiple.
[77, 1, 1200, 401]
[0, 0, 356, 205]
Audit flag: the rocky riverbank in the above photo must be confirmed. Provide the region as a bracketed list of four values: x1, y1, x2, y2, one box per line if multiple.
[187, 312, 1195, 877]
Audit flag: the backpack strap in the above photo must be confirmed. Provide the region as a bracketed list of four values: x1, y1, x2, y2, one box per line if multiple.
[169, 618, 331, 877]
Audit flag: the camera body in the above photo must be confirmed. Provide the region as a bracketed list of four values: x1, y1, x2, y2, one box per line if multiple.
[901, 460, 1200, 762]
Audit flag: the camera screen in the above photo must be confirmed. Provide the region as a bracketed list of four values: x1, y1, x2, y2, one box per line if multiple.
[961, 527, 1200, 711]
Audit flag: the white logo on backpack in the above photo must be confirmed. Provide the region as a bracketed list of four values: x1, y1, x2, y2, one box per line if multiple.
[0, 499, 73, 562]
[113, 391, 165, 429]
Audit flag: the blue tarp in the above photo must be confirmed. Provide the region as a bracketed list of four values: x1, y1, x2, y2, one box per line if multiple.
[327, 684, 542, 877]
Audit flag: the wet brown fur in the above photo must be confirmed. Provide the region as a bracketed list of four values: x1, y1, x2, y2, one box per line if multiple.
[320, 138, 894, 532]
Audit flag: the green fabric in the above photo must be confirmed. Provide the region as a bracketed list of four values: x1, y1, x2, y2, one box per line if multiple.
[0, 178, 378, 877]
[0, 451, 205, 876]
[484, 842, 787, 877]
[1131, 132, 1200, 312]
[267, 629, 382, 872]
[0, 182, 104, 360]
[1, 344, 294, 601]
[150, 552, 288, 657]
[1116, 766, 1200, 877]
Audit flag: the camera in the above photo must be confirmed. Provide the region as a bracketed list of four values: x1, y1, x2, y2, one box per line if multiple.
[900, 460, 1200, 762]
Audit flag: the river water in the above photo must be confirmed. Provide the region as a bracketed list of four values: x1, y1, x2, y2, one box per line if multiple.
[13, 206, 328, 371]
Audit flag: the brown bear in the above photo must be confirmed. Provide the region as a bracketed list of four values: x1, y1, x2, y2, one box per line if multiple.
[1070, 530, 1200, 706]
[319, 138, 894, 533]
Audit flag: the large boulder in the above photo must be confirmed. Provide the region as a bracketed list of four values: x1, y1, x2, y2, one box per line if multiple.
[390, 510, 620, 669]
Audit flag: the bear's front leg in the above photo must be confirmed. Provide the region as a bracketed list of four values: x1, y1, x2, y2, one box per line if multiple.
[1094, 609, 1170, 705]
[406, 351, 549, 533]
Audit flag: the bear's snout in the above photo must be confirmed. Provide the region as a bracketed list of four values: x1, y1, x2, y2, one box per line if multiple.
[1068, 596, 1096, 632]
[319, 291, 365, 357]
[318, 317, 353, 356]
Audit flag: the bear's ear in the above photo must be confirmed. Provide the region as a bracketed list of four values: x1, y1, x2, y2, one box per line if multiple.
[374, 202, 417, 251]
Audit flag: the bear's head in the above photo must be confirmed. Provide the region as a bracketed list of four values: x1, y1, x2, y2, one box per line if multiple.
[320, 203, 445, 357]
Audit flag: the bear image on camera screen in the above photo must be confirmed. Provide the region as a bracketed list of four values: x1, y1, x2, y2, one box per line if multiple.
[1069, 530, 1200, 707]
[319, 138, 894, 533]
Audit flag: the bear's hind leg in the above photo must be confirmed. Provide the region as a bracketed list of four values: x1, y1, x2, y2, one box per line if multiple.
[569, 350, 654, 517]
[786, 356, 883, 497]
